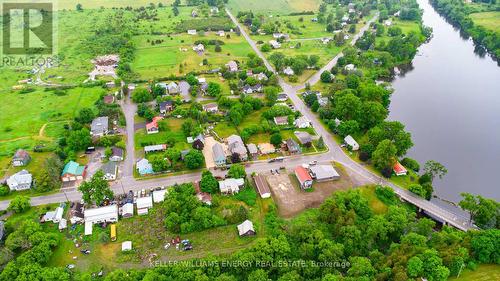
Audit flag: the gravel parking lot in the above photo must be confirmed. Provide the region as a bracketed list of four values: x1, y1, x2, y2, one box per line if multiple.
[266, 165, 353, 217]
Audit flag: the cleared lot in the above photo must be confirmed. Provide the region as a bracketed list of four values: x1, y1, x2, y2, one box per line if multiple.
[266, 164, 353, 217]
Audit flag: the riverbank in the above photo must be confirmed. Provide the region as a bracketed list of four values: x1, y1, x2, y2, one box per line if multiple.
[429, 0, 500, 61]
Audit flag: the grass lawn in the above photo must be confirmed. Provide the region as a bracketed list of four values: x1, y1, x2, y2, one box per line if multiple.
[135, 127, 188, 151]
[227, 0, 321, 14]
[470, 11, 500, 34]
[55, 0, 175, 10]
[359, 185, 388, 215]
[451, 264, 500, 281]
[213, 122, 239, 138]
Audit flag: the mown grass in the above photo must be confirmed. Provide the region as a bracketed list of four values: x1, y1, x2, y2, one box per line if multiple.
[470, 11, 500, 34]
[451, 264, 500, 281]
[227, 0, 321, 14]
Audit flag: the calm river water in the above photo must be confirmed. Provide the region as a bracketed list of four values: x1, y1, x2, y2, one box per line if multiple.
[388, 0, 500, 203]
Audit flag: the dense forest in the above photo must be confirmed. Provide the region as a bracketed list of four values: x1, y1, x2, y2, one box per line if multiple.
[430, 0, 500, 59]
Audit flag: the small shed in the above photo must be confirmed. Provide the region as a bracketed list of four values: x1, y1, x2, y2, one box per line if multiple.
[121, 203, 134, 218]
[136, 196, 153, 215]
[344, 135, 359, 151]
[393, 161, 408, 176]
[84, 221, 93, 236]
[152, 190, 167, 203]
[122, 241, 132, 251]
[237, 220, 256, 236]
[58, 219, 67, 231]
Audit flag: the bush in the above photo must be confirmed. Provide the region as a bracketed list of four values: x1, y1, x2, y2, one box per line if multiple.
[401, 157, 420, 172]
[8, 196, 31, 213]
[381, 167, 392, 178]
[409, 184, 426, 198]
[375, 186, 398, 205]
[234, 187, 257, 206]
[0, 185, 10, 196]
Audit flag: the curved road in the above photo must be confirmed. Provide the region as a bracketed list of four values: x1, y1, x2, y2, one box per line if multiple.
[0, 10, 474, 231]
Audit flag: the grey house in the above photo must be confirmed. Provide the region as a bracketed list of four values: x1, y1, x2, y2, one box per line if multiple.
[212, 143, 226, 167]
[12, 149, 31, 167]
[227, 135, 248, 161]
[90, 116, 109, 137]
[101, 161, 118, 181]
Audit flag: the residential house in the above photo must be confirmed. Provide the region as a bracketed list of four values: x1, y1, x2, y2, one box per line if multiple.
[216, 30, 225, 37]
[286, 138, 301, 154]
[283, 67, 294, 76]
[210, 6, 219, 14]
[269, 40, 281, 49]
[146, 116, 163, 134]
[187, 29, 197, 35]
[254, 72, 268, 81]
[247, 143, 258, 160]
[58, 219, 67, 231]
[101, 161, 118, 181]
[258, 143, 275, 155]
[309, 165, 340, 181]
[295, 166, 313, 189]
[294, 116, 311, 128]
[344, 135, 359, 151]
[203, 103, 218, 113]
[253, 175, 271, 198]
[179, 81, 191, 96]
[193, 44, 205, 53]
[103, 95, 114, 104]
[159, 100, 174, 114]
[166, 82, 180, 94]
[84, 205, 119, 224]
[61, 161, 86, 182]
[90, 116, 109, 137]
[227, 135, 248, 161]
[136, 158, 153, 175]
[277, 93, 288, 102]
[180, 149, 190, 161]
[294, 131, 313, 147]
[109, 147, 124, 162]
[273, 33, 289, 40]
[12, 149, 31, 167]
[237, 220, 256, 236]
[70, 203, 84, 224]
[318, 97, 329, 107]
[242, 84, 262, 94]
[192, 134, 205, 150]
[7, 170, 32, 191]
[219, 178, 245, 194]
[136, 196, 153, 215]
[153, 189, 167, 203]
[144, 144, 167, 153]
[393, 161, 408, 176]
[274, 116, 289, 126]
[212, 143, 226, 167]
[226, 60, 238, 72]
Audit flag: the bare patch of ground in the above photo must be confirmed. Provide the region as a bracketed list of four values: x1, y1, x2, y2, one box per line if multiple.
[266, 164, 353, 218]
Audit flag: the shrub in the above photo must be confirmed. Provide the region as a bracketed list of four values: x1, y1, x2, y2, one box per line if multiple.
[401, 157, 420, 172]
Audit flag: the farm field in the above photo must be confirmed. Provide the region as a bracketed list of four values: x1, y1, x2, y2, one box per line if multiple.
[470, 11, 500, 34]
[55, 0, 175, 10]
[227, 0, 321, 14]
[0, 87, 105, 156]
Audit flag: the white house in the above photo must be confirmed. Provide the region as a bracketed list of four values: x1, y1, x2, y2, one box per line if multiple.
[193, 44, 205, 53]
[226, 60, 238, 72]
[219, 178, 245, 194]
[237, 220, 256, 236]
[269, 40, 281, 49]
[136, 196, 153, 215]
[187, 29, 197, 35]
[7, 170, 32, 191]
[344, 135, 359, 151]
[344, 64, 356, 72]
[283, 67, 294, 76]
[294, 116, 311, 128]
[309, 165, 340, 182]
[84, 205, 119, 224]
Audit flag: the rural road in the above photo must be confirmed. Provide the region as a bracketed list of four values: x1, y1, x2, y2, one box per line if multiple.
[0, 10, 474, 231]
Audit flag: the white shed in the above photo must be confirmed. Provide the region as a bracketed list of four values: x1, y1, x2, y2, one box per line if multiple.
[121, 203, 134, 218]
[84, 221, 93, 236]
[122, 241, 132, 251]
[58, 219, 67, 231]
[344, 135, 359, 151]
[136, 196, 153, 215]
[152, 190, 167, 203]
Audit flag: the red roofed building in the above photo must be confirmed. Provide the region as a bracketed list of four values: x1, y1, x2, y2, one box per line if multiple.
[393, 161, 408, 176]
[295, 166, 313, 189]
[146, 116, 163, 134]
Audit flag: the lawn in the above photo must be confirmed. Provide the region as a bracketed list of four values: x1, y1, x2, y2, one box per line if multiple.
[470, 11, 500, 34]
[227, 0, 321, 14]
[55, 0, 175, 10]
[0, 87, 104, 156]
[451, 264, 500, 281]
[359, 185, 388, 215]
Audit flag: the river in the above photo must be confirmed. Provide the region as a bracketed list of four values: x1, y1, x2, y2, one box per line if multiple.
[388, 0, 500, 204]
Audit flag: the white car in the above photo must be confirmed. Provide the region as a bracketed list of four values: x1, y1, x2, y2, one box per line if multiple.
[309, 161, 318, 165]
[164, 243, 171, 250]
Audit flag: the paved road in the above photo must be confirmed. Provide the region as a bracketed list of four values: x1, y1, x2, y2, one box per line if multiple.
[0, 10, 474, 231]
[226, 9, 474, 231]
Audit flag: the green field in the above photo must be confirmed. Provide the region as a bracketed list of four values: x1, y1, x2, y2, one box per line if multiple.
[0, 87, 105, 156]
[451, 264, 500, 281]
[470, 12, 500, 34]
[227, 0, 321, 14]
[56, 0, 174, 10]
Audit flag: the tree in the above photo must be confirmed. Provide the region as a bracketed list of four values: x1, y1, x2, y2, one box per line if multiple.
[76, 3, 83, 11]
[423, 160, 448, 182]
[459, 193, 499, 229]
[317, 136, 325, 149]
[372, 140, 397, 171]
[0, 184, 9, 196]
[320, 70, 333, 83]
[270, 133, 282, 147]
[401, 157, 420, 172]
[407, 256, 423, 278]
[132, 88, 153, 103]
[359, 101, 387, 129]
[67, 128, 92, 152]
[337, 120, 359, 137]
[8, 196, 30, 213]
[151, 155, 169, 172]
[228, 164, 246, 179]
[200, 170, 218, 194]
[185, 150, 204, 169]
[166, 148, 181, 163]
[78, 170, 114, 205]
[334, 93, 361, 121]
[182, 118, 195, 137]
[76, 108, 95, 124]
[409, 184, 427, 198]
[261, 43, 271, 52]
